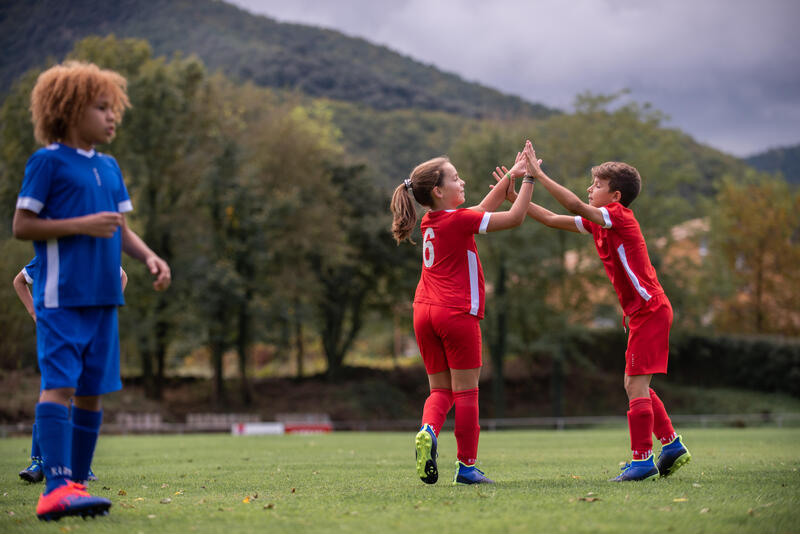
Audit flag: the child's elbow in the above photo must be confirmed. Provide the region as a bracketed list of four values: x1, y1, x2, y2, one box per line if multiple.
[566, 198, 584, 214]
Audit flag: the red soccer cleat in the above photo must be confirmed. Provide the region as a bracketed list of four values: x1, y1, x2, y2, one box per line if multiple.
[36, 481, 111, 521]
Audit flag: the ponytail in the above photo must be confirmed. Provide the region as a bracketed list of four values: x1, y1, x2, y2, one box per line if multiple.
[391, 183, 417, 244]
[390, 156, 450, 245]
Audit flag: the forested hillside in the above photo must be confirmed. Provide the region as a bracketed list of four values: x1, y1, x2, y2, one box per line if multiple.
[746, 144, 800, 184]
[0, 0, 556, 120]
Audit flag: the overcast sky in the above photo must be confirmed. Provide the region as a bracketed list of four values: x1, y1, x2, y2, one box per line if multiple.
[227, 0, 800, 157]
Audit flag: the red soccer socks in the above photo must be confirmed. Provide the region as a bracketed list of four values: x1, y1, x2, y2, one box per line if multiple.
[421, 388, 453, 436]
[649, 388, 678, 445]
[628, 397, 654, 460]
[453, 388, 480, 465]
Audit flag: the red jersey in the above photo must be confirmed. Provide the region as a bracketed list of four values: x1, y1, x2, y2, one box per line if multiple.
[575, 202, 665, 317]
[414, 208, 492, 318]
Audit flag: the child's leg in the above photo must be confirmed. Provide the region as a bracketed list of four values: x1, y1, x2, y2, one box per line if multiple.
[36, 390, 74, 494]
[71, 397, 102, 483]
[453, 386, 480, 465]
[31, 420, 41, 459]
[422, 387, 454, 436]
[625, 374, 654, 460]
[649, 388, 677, 444]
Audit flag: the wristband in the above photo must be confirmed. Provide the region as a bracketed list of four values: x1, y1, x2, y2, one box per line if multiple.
[522, 175, 535, 184]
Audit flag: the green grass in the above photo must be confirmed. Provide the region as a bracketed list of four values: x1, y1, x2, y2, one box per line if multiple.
[1, 428, 798, 533]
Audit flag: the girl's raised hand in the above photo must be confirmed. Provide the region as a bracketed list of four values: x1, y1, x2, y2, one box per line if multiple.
[491, 165, 518, 202]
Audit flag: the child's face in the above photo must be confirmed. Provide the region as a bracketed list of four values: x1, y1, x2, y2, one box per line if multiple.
[586, 176, 620, 207]
[434, 162, 466, 209]
[76, 92, 117, 146]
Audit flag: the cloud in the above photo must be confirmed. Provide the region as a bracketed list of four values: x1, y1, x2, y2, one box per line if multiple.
[229, 0, 800, 156]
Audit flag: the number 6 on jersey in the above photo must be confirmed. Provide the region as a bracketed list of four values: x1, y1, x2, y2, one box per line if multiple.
[422, 228, 435, 267]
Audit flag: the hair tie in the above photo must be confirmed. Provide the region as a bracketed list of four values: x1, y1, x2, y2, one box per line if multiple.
[404, 178, 413, 193]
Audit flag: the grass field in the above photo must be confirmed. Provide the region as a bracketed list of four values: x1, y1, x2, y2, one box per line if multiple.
[1, 427, 798, 533]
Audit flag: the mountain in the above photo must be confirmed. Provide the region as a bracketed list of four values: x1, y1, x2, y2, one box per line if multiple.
[0, 0, 557, 120]
[746, 144, 800, 185]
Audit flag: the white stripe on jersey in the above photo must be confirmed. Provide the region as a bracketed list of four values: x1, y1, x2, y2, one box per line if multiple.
[118, 200, 133, 213]
[45, 239, 60, 308]
[479, 212, 491, 234]
[22, 268, 33, 285]
[599, 207, 612, 228]
[17, 196, 44, 214]
[616, 244, 652, 301]
[467, 250, 480, 316]
[574, 216, 589, 234]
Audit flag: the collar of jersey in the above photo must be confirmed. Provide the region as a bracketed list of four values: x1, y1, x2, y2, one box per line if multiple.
[55, 142, 96, 158]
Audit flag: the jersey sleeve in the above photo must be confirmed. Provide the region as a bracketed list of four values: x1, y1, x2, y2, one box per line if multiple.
[22, 256, 38, 285]
[459, 209, 491, 235]
[109, 157, 133, 213]
[600, 203, 624, 230]
[16, 152, 55, 214]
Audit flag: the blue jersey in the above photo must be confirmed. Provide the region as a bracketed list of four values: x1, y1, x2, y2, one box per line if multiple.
[16, 143, 133, 308]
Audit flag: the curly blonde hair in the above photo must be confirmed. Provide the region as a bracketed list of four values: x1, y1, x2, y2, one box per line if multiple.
[30, 61, 131, 145]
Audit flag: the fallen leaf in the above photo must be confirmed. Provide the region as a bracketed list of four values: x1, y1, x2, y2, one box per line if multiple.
[586, 492, 596, 496]
[700, 508, 710, 514]
[160, 498, 172, 504]
[291, 488, 296, 493]
[579, 497, 600, 502]
[118, 489, 127, 496]
[135, 497, 145, 502]
[571, 475, 581, 479]
[747, 508, 755, 516]
[102, 486, 111, 490]
[147, 514, 156, 519]
[242, 496, 251, 503]
[264, 503, 275, 509]
[692, 483, 702, 488]
[174, 490, 184, 495]
[161, 483, 169, 489]
[119, 502, 135, 509]
[673, 498, 688, 503]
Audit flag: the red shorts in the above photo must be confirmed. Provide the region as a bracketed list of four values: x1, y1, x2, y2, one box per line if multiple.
[625, 293, 672, 376]
[413, 302, 482, 374]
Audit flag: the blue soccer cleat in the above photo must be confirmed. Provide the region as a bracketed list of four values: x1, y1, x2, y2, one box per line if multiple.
[19, 457, 44, 483]
[453, 461, 494, 485]
[657, 435, 691, 477]
[415, 424, 438, 484]
[611, 455, 659, 482]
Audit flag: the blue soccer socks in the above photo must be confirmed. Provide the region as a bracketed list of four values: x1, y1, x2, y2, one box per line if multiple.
[71, 407, 102, 484]
[453, 461, 494, 485]
[36, 402, 72, 494]
[415, 424, 438, 484]
[611, 454, 659, 482]
[657, 435, 691, 477]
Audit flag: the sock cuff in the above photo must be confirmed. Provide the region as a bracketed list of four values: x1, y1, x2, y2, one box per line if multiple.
[453, 387, 478, 398]
[36, 402, 70, 419]
[629, 397, 653, 410]
[72, 407, 103, 429]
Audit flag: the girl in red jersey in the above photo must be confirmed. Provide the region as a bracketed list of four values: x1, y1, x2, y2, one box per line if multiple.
[390, 144, 537, 485]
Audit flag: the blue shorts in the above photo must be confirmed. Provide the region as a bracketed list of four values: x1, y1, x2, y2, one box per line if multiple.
[36, 306, 122, 396]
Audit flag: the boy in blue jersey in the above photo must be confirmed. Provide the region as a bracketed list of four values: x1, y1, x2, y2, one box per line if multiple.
[14, 257, 127, 484]
[12, 61, 171, 521]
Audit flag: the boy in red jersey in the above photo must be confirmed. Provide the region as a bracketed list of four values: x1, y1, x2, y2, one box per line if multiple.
[390, 147, 537, 485]
[500, 141, 690, 481]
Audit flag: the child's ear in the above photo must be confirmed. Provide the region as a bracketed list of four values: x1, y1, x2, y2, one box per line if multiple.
[432, 186, 443, 199]
[611, 190, 622, 203]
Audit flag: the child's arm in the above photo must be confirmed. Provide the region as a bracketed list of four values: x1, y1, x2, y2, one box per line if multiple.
[121, 267, 128, 292]
[491, 166, 580, 232]
[13, 271, 36, 322]
[120, 215, 171, 291]
[13, 209, 123, 240]
[523, 141, 609, 227]
[483, 177, 536, 232]
[472, 151, 527, 212]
